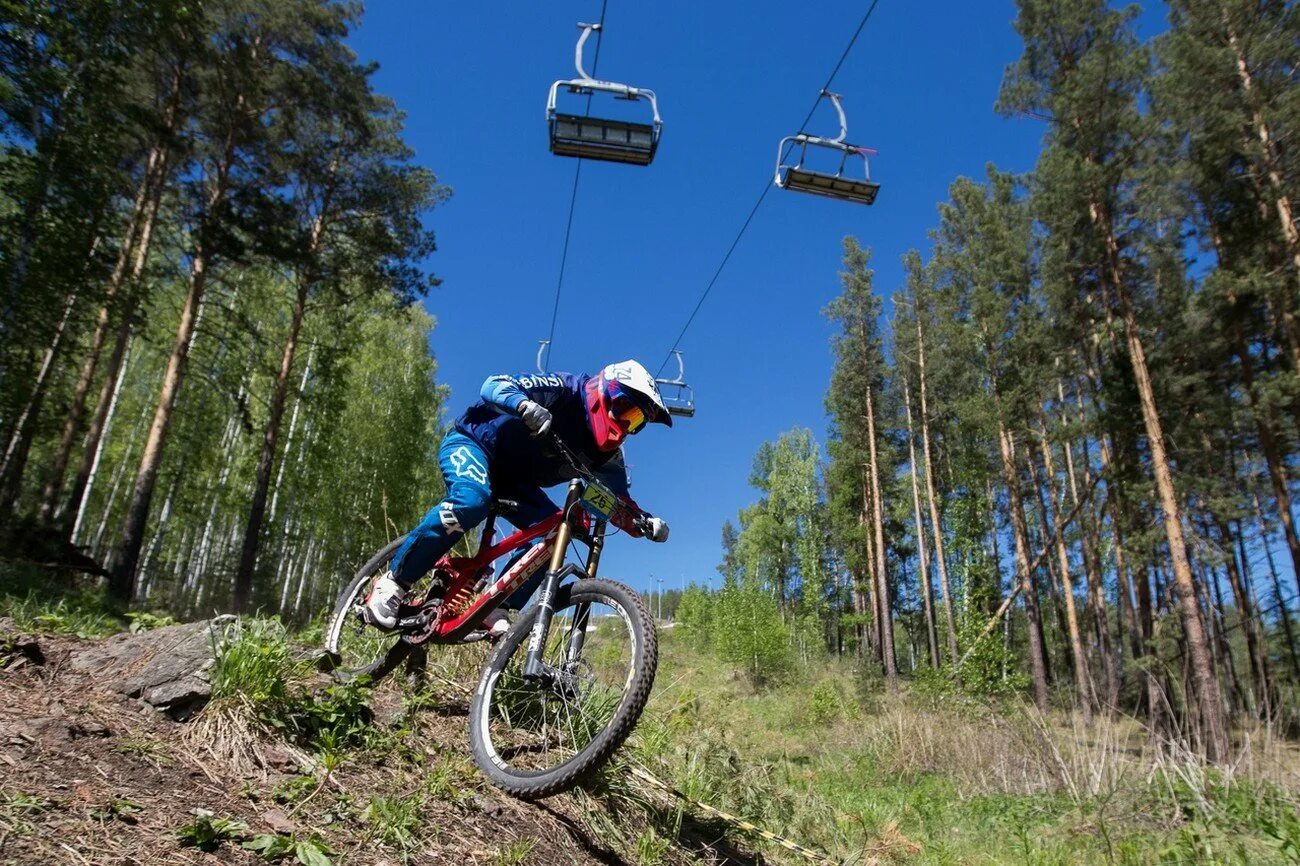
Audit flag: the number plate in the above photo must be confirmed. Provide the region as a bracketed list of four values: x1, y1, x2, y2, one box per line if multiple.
[580, 481, 617, 521]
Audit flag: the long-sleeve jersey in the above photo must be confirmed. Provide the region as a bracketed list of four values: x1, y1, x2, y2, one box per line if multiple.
[453, 373, 642, 523]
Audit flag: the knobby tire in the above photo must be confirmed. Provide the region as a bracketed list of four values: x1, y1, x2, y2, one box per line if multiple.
[469, 577, 657, 799]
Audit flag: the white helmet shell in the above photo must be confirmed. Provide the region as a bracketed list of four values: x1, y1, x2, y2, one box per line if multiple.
[602, 360, 672, 427]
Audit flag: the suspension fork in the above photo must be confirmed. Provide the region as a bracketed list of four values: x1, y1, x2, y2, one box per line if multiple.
[564, 520, 605, 664]
[524, 479, 583, 680]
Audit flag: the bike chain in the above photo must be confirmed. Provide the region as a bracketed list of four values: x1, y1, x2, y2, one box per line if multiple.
[626, 764, 841, 865]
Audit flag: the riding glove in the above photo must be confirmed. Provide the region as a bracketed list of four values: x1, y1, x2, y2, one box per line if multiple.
[646, 517, 669, 543]
[517, 399, 553, 436]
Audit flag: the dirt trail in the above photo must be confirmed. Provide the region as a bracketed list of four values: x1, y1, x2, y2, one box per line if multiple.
[0, 620, 720, 866]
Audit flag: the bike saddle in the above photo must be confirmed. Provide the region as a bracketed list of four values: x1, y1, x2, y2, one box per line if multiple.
[490, 498, 520, 516]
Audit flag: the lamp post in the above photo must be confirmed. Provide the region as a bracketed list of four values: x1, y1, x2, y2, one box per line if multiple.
[656, 577, 664, 621]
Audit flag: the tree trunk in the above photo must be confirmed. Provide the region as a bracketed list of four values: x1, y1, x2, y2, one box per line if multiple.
[0, 286, 80, 521]
[1034, 428, 1094, 723]
[916, 311, 960, 664]
[233, 277, 311, 612]
[70, 337, 131, 544]
[266, 349, 313, 528]
[998, 422, 1051, 711]
[861, 467, 881, 661]
[904, 379, 939, 666]
[1202, 556, 1243, 720]
[1236, 340, 1300, 580]
[865, 381, 897, 689]
[1254, 492, 1300, 676]
[1220, 3, 1300, 371]
[39, 135, 171, 525]
[1058, 392, 1120, 718]
[108, 251, 211, 601]
[1210, 513, 1270, 716]
[1117, 289, 1227, 759]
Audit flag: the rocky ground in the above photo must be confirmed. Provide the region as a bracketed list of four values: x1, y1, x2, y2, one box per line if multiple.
[0, 618, 751, 866]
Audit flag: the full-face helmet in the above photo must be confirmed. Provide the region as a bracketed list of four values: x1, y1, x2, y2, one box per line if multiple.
[584, 360, 672, 452]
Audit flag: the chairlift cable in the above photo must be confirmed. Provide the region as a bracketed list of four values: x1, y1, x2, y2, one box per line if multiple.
[543, 0, 610, 372]
[655, 0, 883, 378]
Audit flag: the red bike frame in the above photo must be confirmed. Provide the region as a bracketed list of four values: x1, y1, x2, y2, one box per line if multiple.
[427, 510, 569, 642]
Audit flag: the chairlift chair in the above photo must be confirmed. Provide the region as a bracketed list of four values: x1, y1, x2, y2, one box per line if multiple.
[655, 351, 696, 418]
[775, 91, 879, 206]
[547, 23, 663, 166]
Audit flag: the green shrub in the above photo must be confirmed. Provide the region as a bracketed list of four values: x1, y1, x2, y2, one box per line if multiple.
[209, 619, 373, 753]
[175, 809, 249, 852]
[362, 790, 425, 849]
[808, 680, 848, 725]
[712, 585, 792, 686]
[675, 585, 714, 644]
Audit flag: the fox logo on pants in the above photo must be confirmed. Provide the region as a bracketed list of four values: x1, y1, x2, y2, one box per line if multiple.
[449, 446, 488, 485]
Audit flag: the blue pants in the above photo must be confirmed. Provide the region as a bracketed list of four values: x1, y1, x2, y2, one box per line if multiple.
[391, 431, 558, 609]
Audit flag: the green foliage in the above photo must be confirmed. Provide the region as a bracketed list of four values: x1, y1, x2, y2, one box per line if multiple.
[361, 790, 425, 850]
[175, 809, 250, 852]
[209, 620, 296, 705]
[244, 833, 334, 865]
[492, 839, 535, 866]
[0, 577, 121, 638]
[88, 798, 142, 823]
[675, 584, 713, 643]
[209, 618, 373, 751]
[712, 584, 792, 686]
[125, 611, 176, 632]
[632, 830, 670, 866]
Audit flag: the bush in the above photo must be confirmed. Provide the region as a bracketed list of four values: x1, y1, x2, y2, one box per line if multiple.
[675, 585, 713, 644]
[207, 618, 373, 752]
[712, 585, 792, 686]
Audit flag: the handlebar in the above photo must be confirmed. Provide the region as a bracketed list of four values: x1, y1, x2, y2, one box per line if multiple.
[547, 433, 653, 525]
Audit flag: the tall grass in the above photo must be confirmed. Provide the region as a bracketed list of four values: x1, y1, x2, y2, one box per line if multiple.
[594, 631, 1300, 865]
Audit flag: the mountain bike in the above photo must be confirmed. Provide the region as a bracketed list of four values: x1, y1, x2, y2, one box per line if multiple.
[323, 436, 659, 799]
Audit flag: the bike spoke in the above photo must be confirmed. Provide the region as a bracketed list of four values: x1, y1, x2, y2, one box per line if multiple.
[482, 593, 638, 775]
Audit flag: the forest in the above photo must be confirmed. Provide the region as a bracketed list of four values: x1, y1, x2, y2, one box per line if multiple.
[682, 0, 1300, 766]
[2, 0, 1299, 777]
[0, 0, 448, 619]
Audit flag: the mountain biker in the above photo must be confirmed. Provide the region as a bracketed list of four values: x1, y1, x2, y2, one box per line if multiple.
[365, 359, 672, 630]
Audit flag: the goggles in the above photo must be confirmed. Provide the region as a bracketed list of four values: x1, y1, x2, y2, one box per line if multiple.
[607, 383, 649, 434]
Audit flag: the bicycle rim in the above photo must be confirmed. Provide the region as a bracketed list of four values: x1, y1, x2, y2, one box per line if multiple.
[324, 537, 414, 681]
[475, 581, 649, 785]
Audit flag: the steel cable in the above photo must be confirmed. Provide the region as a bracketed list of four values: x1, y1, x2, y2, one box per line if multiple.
[543, 0, 610, 372]
[655, 0, 884, 377]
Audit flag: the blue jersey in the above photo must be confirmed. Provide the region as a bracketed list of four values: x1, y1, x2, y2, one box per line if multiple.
[453, 372, 629, 494]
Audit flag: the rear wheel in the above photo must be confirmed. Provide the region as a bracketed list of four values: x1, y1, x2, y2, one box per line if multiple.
[469, 578, 657, 799]
[323, 536, 413, 682]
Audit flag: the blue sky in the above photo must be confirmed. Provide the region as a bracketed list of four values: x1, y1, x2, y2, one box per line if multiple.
[347, 1, 1169, 596]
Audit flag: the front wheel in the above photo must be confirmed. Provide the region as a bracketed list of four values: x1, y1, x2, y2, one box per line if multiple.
[469, 577, 657, 799]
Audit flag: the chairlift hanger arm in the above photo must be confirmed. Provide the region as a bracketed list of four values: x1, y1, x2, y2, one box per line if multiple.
[546, 22, 662, 125]
[573, 22, 601, 82]
[655, 349, 688, 386]
[654, 350, 695, 418]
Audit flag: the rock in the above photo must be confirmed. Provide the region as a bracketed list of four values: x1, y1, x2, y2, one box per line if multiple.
[261, 807, 297, 835]
[470, 793, 504, 818]
[1, 715, 72, 745]
[143, 675, 211, 721]
[68, 718, 111, 739]
[261, 744, 299, 773]
[66, 616, 236, 718]
[0, 618, 45, 668]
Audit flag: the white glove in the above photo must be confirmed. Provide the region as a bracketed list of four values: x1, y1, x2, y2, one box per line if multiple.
[518, 400, 552, 436]
[646, 517, 669, 543]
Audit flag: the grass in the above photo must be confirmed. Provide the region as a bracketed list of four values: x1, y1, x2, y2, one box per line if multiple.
[611, 631, 1300, 865]
[13, 573, 1297, 864]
